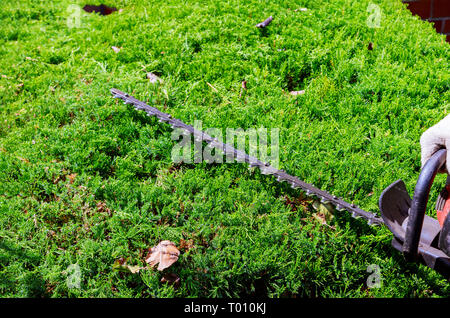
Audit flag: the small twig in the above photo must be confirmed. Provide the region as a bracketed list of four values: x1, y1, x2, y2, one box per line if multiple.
[289, 90, 305, 96]
[256, 16, 273, 28]
[206, 82, 218, 92]
[33, 214, 38, 228]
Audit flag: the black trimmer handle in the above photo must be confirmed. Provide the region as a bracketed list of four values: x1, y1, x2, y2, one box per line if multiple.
[403, 149, 447, 261]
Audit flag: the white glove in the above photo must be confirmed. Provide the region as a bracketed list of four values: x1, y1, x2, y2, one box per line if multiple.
[420, 115, 450, 173]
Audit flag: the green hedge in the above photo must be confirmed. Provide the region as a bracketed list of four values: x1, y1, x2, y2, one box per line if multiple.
[0, 0, 449, 297]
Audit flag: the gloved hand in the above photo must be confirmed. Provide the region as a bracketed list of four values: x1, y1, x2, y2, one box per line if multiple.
[420, 115, 450, 173]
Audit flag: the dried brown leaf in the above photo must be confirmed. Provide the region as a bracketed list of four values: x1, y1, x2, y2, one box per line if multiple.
[67, 173, 77, 184]
[145, 240, 180, 271]
[312, 201, 334, 225]
[83, 4, 118, 16]
[179, 239, 194, 251]
[96, 201, 111, 215]
[17, 156, 29, 163]
[112, 258, 143, 274]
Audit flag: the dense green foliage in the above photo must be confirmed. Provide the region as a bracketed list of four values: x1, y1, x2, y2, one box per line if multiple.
[0, 0, 449, 297]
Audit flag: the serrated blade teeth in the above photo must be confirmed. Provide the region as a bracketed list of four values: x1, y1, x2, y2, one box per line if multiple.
[109, 89, 385, 228]
[276, 175, 284, 182]
[320, 197, 330, 204]
[351, 211, 361, 219]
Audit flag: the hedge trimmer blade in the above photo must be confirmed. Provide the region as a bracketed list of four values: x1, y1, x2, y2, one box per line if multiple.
[110, 88, 384, 226]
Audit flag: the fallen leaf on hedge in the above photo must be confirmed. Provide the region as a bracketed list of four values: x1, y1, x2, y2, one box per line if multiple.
[147, 72, 162, 84]
[179, 239, 194, 251]
[67, 173, 77, 184]
[145, 240, 180, 271]
[83, 4, 118, 16]
[312, 201, 334, 224]
[112, 259, 143, 274]
[17, 156, 29, 163]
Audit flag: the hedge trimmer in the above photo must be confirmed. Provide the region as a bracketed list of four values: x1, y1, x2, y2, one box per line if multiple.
[111, 88, 450, 278]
